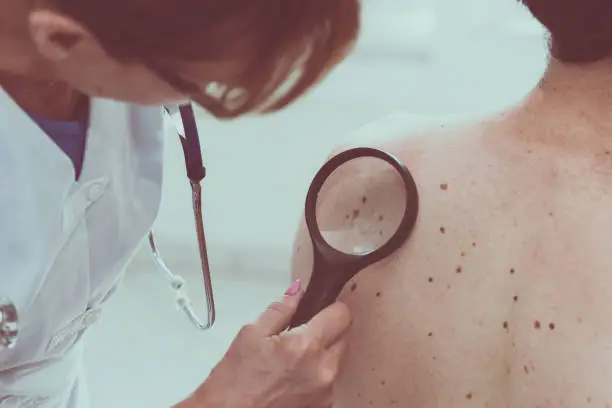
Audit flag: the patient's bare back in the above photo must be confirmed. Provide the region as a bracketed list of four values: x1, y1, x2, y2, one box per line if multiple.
[292, 109, 612, 408]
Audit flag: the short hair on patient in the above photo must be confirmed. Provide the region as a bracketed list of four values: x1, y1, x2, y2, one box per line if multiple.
[52, 0, 360, 117]
[519, 0, 612, 63]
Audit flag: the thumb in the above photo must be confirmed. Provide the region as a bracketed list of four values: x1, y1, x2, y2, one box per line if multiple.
[254, 279, 304, 336]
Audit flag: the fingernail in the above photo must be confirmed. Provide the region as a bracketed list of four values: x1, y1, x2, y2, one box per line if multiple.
[285, 279, 302, 296]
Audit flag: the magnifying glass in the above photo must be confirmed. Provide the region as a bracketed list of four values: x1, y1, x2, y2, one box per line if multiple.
[288, 147, 419, 329]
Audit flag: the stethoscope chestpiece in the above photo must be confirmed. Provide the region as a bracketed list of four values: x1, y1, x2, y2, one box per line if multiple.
[0, 298, 18, 350]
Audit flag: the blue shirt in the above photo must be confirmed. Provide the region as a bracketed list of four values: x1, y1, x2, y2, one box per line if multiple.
[28, 113, 88, 179]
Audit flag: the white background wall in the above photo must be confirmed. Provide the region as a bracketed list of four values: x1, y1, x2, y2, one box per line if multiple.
[131, 0, 550, 284]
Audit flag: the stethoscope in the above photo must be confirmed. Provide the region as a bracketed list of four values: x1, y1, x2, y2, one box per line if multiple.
[0, 103, 420, 349]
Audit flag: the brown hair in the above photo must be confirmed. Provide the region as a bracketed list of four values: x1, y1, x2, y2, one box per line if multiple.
[519, 0, 612, 63]
[54, 0, 361, 118]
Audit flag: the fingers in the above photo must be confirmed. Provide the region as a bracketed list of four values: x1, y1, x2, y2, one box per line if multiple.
[320, 339, 348, 380]
[291, 301, 352, 349]
[254, 280, 305, 336]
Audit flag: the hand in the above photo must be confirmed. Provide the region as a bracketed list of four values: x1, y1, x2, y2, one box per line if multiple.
[192, 280, 352, 408]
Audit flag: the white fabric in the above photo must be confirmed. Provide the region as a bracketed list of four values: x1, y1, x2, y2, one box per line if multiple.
[0, 88, 164, 407]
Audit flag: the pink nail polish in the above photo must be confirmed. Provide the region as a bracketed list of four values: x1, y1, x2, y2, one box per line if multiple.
[285, 279, 302, 296]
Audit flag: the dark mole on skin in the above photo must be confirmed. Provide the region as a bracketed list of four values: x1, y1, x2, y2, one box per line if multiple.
[503, 321, 509, 330]
[439, 226, 446, 233]
[456, 266, 463, 273]
[534, 320, 541, 329]
[350, 282, 358, 292]
[513, 295, 519, 302]
[472, 242, 477, 247]
[428, 277, 434, 283]
[376, 292, 381, 297]
[428, 332, 433, 337]
[510, 268, 515, 274]
[381, 380, 386, 386]
[378, 214, 384, 222]
[440, 183, 448, 190]
[362, 196, 367, 204]
[352, 209, 360, 219]
[523, 365, 529, 374]
[466, 392, 473, 400]
[549, 322, 555, 330]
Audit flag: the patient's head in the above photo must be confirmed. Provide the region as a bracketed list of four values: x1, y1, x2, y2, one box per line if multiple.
[519, 0, 612, 63]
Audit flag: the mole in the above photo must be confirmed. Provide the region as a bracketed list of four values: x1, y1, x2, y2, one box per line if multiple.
[472, 242, 477, 247]
[534, 320, 541, 329]
[456, 266, 463, 273]
[428, 332, 433, 337]
[466, 392, 473, 400]
[361, 196, 368, 204]
[378, 214, 384, 222]
[510, 268, 515, 274]
[548, 322, 555, 330]
[352, 209, 360, 219]
[503, 321, 509, 330]
[513, 295, 519, 302]
[350, 282, 358, 292]
[460, 251, 466, 257]
[440, 226, 446, 234]
[376, 292, 382, 297]
[523, 365, 529, 374]
[381, 380, 386, 386]
[428, 277, 434, 283]
[440, 183, 448, 190]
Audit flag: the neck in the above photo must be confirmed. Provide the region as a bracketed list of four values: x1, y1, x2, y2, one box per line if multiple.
[0, 74, 88, 120]
[514, 56, 612, 154]
[533, 58, 612, 118]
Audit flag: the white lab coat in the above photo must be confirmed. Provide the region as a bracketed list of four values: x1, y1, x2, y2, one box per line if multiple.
[0, 88, 164, 407]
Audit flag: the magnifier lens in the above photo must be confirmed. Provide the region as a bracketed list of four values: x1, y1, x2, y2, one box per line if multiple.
[315, 156, 408, 255]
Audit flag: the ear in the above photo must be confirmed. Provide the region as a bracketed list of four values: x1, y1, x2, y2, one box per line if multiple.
[28, 9, 94, 61]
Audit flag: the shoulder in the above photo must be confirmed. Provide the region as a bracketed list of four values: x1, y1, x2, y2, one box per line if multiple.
[290, 112, 498, 284]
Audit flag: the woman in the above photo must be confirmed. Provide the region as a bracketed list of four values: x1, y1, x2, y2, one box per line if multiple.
[292, 0, 612, 407]
[0, 0, 359, 407]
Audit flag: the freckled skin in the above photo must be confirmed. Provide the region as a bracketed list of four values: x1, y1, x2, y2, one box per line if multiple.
[291, 107, 612, 407]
